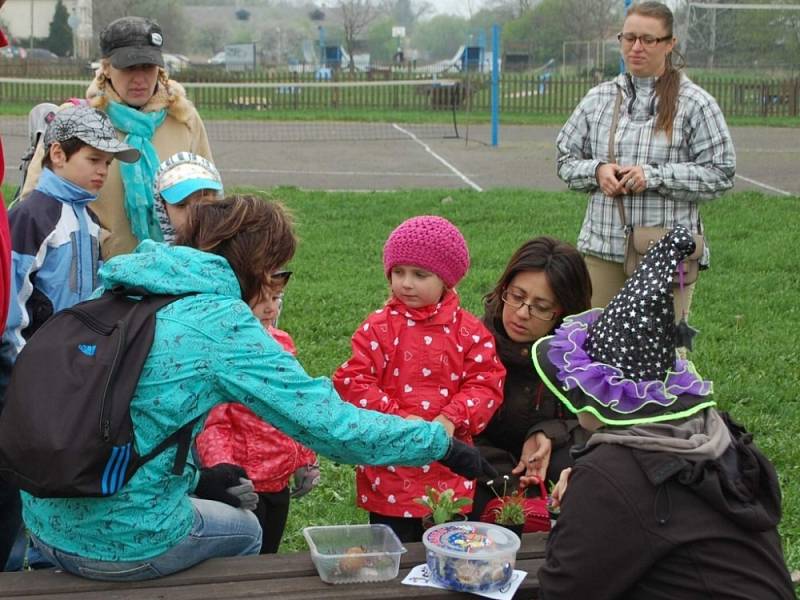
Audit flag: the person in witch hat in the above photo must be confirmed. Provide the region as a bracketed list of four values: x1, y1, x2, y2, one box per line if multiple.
[533, 226, 794, 599]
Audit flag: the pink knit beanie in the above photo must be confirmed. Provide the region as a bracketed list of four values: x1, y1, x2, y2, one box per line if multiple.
[383, 216, 470, 288]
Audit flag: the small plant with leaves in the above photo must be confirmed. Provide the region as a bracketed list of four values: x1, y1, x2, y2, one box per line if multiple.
[486, 475, 526, 526]
[415, 486, 471, 525]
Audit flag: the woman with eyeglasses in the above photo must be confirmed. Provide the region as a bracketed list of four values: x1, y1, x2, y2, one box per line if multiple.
[556, 1, 735, 314]
[469, 237, 592, 520]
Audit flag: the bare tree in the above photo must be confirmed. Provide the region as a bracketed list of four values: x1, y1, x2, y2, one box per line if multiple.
[377, 0, 433, 30]
[559, 0, 620, 41]
[337, 0, 378, 71]
[93, 0, 187, 55]
[488, 0, 535, 18]
[517, 0, 534, 14]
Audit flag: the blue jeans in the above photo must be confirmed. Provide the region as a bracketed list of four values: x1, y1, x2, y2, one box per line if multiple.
[31, 498, 262, 581]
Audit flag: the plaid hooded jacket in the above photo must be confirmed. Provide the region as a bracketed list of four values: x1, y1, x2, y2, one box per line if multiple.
[556, 72, 736, 265]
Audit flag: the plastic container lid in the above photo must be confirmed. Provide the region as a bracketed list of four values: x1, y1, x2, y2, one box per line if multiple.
[422, 521, 520, 560]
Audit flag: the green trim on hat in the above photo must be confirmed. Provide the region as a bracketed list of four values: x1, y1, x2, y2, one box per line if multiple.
[531, 336, 716, 427]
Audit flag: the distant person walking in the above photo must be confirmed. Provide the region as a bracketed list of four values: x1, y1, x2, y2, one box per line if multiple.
[556, 1, 735, 318]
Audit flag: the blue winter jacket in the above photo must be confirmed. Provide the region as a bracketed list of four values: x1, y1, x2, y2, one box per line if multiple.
[0, 168, 101, 395]
[22, 241, 450, 561]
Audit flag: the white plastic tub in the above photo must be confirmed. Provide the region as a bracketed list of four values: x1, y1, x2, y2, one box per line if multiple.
[303, 524, 406, 584]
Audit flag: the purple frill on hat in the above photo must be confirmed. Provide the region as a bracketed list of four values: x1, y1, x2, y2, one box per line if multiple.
[547, 310, 712, 415]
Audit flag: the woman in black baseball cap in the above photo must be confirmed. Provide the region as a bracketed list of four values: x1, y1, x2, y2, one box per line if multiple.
[20, 16, 214, 261]
[100, 16, 165, 70]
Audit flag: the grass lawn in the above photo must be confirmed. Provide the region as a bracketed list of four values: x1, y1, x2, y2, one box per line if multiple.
[0, 102, 797, 127]
[229, 187, 797, 568]
[2, 183, 798, 572]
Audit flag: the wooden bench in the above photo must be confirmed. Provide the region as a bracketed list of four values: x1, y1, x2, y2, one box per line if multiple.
[1, 532, 547, 599]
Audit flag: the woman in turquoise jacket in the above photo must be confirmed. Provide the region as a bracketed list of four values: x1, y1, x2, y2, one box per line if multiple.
[22, 195, 493, 581]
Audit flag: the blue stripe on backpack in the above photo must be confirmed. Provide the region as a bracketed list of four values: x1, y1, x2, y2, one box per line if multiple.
[0, 289, 198, 498]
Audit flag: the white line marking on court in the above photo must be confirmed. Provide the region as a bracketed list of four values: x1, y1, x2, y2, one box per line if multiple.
[391, 123, 483, 192]
[736, 148, 797, 154]
[735, 174, 793, 197]
[220, 168, 461, 178]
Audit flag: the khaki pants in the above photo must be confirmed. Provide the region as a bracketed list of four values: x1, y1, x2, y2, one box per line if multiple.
[584, 254, 696, 321]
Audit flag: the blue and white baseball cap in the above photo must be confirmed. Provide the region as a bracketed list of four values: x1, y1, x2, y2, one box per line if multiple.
[155, 152, 223, 205]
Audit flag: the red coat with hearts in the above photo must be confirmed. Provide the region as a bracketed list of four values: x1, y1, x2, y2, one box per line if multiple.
[196, 326, 316, 493]
[332, 291, 505, 517]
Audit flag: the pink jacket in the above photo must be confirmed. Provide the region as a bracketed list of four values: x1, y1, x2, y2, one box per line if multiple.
[332, 291, 505, 517]
[195, 326, 316, 493]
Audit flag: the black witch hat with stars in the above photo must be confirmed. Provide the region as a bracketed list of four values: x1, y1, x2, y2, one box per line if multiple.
[585, 225, 696, 381]
[531, 225, 714, 427]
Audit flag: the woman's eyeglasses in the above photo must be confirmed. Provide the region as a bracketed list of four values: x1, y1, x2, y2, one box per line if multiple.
[501, 290, 557, 322]
[617, 32, 672, 47]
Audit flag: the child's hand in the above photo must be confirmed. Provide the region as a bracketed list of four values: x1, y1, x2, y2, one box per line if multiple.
[434, 415, 455, 437]
[291, 463, 321, 499]
[405, 415, 424, 421]
[550, 467, 572, 509]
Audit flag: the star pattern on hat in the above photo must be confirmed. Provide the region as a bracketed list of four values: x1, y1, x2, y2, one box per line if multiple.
[585, 226, 696, 381]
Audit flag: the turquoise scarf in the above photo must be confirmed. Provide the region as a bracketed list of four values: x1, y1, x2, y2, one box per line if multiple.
[106, 101, 166, 243]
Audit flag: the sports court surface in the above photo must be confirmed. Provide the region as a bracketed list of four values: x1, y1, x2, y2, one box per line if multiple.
[2, 118, 797, 196]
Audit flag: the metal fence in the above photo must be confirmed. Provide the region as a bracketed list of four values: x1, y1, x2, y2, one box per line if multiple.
[1, 66, 797, 118]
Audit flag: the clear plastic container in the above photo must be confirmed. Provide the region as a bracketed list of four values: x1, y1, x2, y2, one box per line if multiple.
[422, 521, 521, 593]
[303, 524, 406, 584]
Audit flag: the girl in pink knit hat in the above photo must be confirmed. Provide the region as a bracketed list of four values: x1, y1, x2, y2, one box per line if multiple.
[332, 215, 506, 542]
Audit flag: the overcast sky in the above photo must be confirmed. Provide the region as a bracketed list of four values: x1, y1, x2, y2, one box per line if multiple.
[428, 0, 487, 18]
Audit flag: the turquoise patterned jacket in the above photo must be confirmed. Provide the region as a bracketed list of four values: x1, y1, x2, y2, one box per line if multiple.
[22, 241, 450, 561]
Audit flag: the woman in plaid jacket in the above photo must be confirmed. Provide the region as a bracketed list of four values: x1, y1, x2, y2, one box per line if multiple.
[556, 1, 735, 316]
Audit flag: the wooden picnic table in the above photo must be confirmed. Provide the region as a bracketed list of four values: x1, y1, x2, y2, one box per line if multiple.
[1, 532, 547, 599]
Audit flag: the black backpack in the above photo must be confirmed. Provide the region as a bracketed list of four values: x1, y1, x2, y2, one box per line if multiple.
[0, 287, 197, 498]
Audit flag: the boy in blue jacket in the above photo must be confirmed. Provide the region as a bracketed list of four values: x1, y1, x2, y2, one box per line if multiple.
[0, 106, 139, 387]
[0, 105, 139, 570]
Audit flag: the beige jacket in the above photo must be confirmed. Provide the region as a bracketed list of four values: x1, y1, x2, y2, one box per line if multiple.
[23, 73, 212, 259]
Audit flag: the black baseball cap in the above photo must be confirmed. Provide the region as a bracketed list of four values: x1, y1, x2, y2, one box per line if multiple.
[99, 17, 164, 69]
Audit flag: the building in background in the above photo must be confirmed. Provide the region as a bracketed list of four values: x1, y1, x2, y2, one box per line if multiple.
[2, 0, 92, 59]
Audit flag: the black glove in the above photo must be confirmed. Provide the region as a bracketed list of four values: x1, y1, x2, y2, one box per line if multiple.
[439, 439, 499, 481]
[227, 478, 259, 511]
[195, 463, 255, 509]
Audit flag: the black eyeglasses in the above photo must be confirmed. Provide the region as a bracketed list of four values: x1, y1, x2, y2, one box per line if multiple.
[501, 290, 557, 322]
[270, 270, 292, 283]
[617, 32, 672, 47]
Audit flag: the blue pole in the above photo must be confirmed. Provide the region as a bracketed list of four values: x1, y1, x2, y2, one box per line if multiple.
[491, 24, 500, 147]
[318, 25, 326, 67]
[620, 0, 633, 74]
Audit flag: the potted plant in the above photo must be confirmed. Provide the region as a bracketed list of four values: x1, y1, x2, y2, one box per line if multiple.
[484, 476, 526, 536]
[415, 486, 471, 529]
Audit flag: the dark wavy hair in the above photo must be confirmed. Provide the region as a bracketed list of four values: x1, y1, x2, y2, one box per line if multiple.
[176, 194, 296, 303]
[41, 137, 88, 169]
[484, 237, 592, 330]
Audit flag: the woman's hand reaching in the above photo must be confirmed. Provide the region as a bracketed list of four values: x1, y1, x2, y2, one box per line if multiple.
[512, 432, 552, 488]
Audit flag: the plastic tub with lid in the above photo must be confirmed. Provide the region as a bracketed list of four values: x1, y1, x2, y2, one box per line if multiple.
[422, 521, 520, 592]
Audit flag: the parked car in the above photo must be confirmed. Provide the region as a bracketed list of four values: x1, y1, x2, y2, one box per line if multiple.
[86, 53, 189, 74]
[163, 53, 190, 73]
[208, 51, 225, 65]
[0, 45, 27, 59]
[26, 48, 60, 62]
